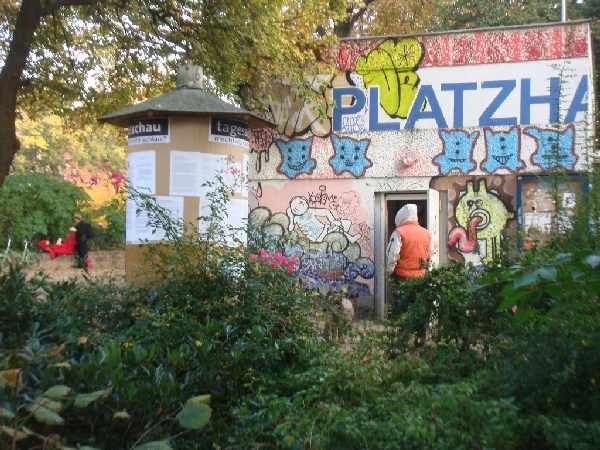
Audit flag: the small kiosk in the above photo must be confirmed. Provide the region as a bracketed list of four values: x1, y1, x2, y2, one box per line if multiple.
[98, 64, 274, 281]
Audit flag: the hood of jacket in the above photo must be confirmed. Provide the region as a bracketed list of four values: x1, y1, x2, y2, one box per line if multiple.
[395, 204, 418, 227]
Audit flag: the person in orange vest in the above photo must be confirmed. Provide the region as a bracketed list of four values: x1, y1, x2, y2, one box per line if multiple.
[386, 203, 432, 280]
[386, 203, 433, 345]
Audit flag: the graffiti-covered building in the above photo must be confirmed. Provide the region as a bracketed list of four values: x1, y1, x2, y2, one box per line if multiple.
[248, 20, 596, 317]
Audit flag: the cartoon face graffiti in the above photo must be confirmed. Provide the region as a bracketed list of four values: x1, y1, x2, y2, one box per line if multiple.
[330, 135, 373, 177]
[481, 126, 524, 173]
[449, 179, 514, 263]
[276, 137, 317, 178]
[525, 125, 577, 171]
[289, 196, 310, 216]
[433, 130, 478, 175]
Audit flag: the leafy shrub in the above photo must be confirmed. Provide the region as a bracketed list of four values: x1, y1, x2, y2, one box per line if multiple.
[387, 263, 507, 353]
[0, 172, 89, 246]
[0, 265, 46, 348]
[475, 251, 600, 414]
[88, 194, 126, 249]
[472, 249, 600, 448]
[230, 348, 520, 450]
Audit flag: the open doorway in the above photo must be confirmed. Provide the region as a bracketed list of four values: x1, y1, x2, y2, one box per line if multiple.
[374, 191, 441, 319]
[386, 199, 428, 239]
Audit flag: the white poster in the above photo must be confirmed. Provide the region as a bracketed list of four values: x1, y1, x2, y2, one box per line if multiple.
[127, 151, 156, 194]
[198, 197, 248, 244]
[200, 153, 228, 188]
[126, 196, 184, 243]
[169, 151, 202, 196]
[226, 199, 248, 244]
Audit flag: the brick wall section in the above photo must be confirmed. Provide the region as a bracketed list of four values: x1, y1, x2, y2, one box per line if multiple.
[28, 251, 125, 272]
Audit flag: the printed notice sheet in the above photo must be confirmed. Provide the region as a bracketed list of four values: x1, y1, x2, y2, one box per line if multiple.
[198, 198, 248, 245]
[226, 199, 248, 244]
[127, 151, 156, 195]
[126, 196, 184, 243]
[169, 151, 202, 196]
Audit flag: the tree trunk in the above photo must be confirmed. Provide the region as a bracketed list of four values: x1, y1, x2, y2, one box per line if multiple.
[0, 0, 43, 187]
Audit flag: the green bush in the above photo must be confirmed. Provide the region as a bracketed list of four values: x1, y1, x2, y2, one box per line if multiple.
[3, 172, 600, 449]
[0, 172, 89, 247]
[0, 265, 46, 348]
[387, 263, 508, 353]
[88, 194, 126, 250]
[475, 251, 600, 413]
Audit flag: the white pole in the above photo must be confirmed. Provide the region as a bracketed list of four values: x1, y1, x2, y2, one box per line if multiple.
[562, 0, 567, 22]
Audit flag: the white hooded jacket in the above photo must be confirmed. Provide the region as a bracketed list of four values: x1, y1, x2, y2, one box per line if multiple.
[386, 204, 434, 274]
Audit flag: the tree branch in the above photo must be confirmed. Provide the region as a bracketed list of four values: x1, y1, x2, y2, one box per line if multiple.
[41, 0, 106, 15]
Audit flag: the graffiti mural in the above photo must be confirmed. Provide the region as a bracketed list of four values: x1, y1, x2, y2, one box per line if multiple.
[330, 135, 373, 176]
[525, 124, 577, 171]
[481, 126, 524, 173]
[287, 196, 361, 243]
[249, 183, 373, 296]
[433, 129, 479, 175]
[276, 137, 317, 178]
[355, 38, 425, 119]
[447, 179, 515, 264]
[250, 128, 273, 173]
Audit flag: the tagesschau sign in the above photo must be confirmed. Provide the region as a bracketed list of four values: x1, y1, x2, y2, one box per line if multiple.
[333, 60, 590, 133]
[209, 117, 250, 148]
[127, 118, 170, 145]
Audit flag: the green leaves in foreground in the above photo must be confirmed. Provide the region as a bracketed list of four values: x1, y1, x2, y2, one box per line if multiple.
[176, 402, 212, 429]
[471, 251, 600, 324]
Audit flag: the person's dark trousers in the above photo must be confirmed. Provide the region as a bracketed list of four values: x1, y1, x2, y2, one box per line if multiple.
[390, 273, 427, 346]
[75, 239, 88, 269]
[390, 273, 409, 312]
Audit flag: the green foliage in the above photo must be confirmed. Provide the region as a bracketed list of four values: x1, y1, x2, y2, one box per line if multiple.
[14, 113, 126, 177]
[89, 194, 126, 249]
[0, 265, 46, 348]
[387, 263, 508, 352]
[230, 349, 520, 450]
[0, 172, 89, 246]
[432, 0, 561, 31]
[2, 173, 600, 448]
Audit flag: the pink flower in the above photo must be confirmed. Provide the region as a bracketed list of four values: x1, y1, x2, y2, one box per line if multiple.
[286, 265, 293, 274]
[231, 167, 239, 175]
[103, 162, 111, 170]
[249, 254, 258, 261]
[280, 256, 288, 266]
[260, 249, 270, 259]
[512, 305, 518, 313]
[269, 260, 279, 268]
[289, 256, 298, 265]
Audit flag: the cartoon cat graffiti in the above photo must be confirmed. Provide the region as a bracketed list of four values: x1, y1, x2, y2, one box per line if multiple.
[525, 124, 577, 171]
[433, 130, 479, 175]
[330, 135, 373, 177]
[276, 137, 317, 178]
[481, 126, 524, 173]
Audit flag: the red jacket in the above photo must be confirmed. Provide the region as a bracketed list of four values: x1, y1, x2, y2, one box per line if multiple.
[48, 233, 77, 256]
[393, 221, 431, 279]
